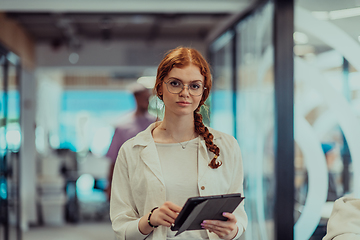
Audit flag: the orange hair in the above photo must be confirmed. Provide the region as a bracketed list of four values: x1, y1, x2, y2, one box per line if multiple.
[154, 47, 221, 169]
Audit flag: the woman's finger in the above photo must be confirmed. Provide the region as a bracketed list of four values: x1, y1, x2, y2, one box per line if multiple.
[223, 212, 237, 223]
[201, 214, 238, 240]
[166, 202, 182, 213]
[158, 206, 179, 220]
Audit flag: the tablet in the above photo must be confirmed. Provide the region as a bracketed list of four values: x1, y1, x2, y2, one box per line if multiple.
[171, 193, 244, 236]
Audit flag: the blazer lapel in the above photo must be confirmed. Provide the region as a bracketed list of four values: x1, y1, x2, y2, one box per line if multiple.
[133, 122, 165, 187]
[139, 141, 165, 187]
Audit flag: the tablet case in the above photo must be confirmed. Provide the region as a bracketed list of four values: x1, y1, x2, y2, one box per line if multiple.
[171, 193, 244, 236]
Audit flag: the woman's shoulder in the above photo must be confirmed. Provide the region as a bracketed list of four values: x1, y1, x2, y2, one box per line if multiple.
[207, 127, 237, 143]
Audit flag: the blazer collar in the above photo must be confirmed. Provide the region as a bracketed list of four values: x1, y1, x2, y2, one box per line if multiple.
[131, 122, 221, 186]
[131, 122, 165, 186]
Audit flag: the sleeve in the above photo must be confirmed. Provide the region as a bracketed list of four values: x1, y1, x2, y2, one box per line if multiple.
[110, 146, 148, 240]
[230, 137, 248, 239]
[323, 197, 360, 240]
[106, 128, 126, 163]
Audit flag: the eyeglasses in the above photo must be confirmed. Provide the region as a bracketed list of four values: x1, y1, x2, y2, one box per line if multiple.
[164, 79, 206, 96]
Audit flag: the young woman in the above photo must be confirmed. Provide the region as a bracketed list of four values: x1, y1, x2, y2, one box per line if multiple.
[110, 47, 248, 240]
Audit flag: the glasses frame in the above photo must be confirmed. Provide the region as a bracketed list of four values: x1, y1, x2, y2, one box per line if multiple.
[164, 80, 207, 96]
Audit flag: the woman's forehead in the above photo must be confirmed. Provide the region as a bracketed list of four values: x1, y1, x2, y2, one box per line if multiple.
[167, 65, 204, 81]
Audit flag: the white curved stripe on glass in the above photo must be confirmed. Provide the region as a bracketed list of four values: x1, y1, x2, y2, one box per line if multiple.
[294, 115, 329, 240]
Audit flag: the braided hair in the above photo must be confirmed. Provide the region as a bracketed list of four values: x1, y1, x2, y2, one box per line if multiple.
[154, 47, 222, 169]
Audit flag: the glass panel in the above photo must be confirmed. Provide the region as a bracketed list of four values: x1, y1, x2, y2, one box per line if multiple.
[294, 2, 360, 240]
[210, 31, 235, 136]
[236, 2, 275, 240]
[0, 51, 6, 239]
[0, 50, 21, 240]
[7, 57, 20, 240]
[59, 90, 134, 153]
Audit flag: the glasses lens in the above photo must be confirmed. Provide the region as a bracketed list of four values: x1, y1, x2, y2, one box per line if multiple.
[166, 80, 204, 96]
[167, 80, 183, 94]
[188, 82, 203, 96]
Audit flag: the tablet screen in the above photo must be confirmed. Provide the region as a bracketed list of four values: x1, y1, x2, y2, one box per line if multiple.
[171, 193, 243, 232]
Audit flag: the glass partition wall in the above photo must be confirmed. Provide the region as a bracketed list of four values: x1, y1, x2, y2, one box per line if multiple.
[293, 1, 360, 240]
[209, 0, 293, 239]
[210, 31, 236, 137]
[0, 45, 21, 240]
[210, 2, 276, 239]
[236, 3, 275, 240]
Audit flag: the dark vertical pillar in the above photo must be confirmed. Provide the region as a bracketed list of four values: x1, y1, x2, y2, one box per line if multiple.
[273, 0, 294, 239]
[342, 58, 351, 194]
[232, 31, 238, 139]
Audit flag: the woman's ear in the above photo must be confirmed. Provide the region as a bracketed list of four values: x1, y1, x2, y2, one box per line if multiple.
[157, 84, 163, 96]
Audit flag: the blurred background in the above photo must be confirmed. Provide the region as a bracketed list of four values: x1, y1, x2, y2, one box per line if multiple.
[1, 0, 360, 239]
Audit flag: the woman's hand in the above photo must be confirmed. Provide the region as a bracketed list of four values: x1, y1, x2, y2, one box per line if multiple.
[150, 201, 182, 227]
[201, 212, 239, 240]
[138, 201, 181, 235]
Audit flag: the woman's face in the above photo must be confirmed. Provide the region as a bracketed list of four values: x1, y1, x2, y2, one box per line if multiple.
[160, 64, 204, 117]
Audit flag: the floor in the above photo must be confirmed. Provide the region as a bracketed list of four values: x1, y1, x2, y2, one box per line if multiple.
[23, 221, 115, 240]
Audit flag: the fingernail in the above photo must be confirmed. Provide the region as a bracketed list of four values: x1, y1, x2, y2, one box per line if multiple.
[222, 212, 226, 216]
[203, 221, 207, 224]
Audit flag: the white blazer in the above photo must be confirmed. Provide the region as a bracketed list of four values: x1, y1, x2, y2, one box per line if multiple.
[110, 122, 248, 240]
[323, 197, 360, 240]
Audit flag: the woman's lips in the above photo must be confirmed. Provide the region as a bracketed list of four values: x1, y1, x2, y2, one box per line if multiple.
[176, 101, 191, 106]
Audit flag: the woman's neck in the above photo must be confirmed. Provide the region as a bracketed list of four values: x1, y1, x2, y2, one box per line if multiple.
[155, 113, 196, 143]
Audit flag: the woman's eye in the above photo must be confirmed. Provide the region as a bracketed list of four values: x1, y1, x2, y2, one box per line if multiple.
[170, 80, 181, 87]
[190, 84, 201, 89]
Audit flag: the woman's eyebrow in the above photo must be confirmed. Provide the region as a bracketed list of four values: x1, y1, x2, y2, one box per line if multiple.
[168, 77, 203, 83]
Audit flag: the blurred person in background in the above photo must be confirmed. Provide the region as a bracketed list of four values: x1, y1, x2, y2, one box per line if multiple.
[110, 47, 247, 240]
[105, 82, 155, 199]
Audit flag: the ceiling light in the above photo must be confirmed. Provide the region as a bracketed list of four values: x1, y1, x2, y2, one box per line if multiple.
[329, 7, 360, 20]
[313, 7, 360, 20]
[293, 32, 309, 44]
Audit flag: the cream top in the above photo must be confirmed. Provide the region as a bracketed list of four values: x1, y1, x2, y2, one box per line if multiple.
[156, 137, 209, 239]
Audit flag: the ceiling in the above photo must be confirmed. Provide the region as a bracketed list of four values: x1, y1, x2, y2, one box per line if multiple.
[1, 0, 360, 66]
[5, 12, 229, 45]
[1, 0, 253, 49]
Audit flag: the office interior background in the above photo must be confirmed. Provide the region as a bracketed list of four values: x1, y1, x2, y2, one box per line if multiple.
[1, 0, 360, 239]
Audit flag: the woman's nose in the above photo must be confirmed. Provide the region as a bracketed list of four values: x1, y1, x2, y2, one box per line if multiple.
[179, 85, 191, 96]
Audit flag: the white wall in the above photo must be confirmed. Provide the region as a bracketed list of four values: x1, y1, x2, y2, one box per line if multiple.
[20, 68, 37, 230]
